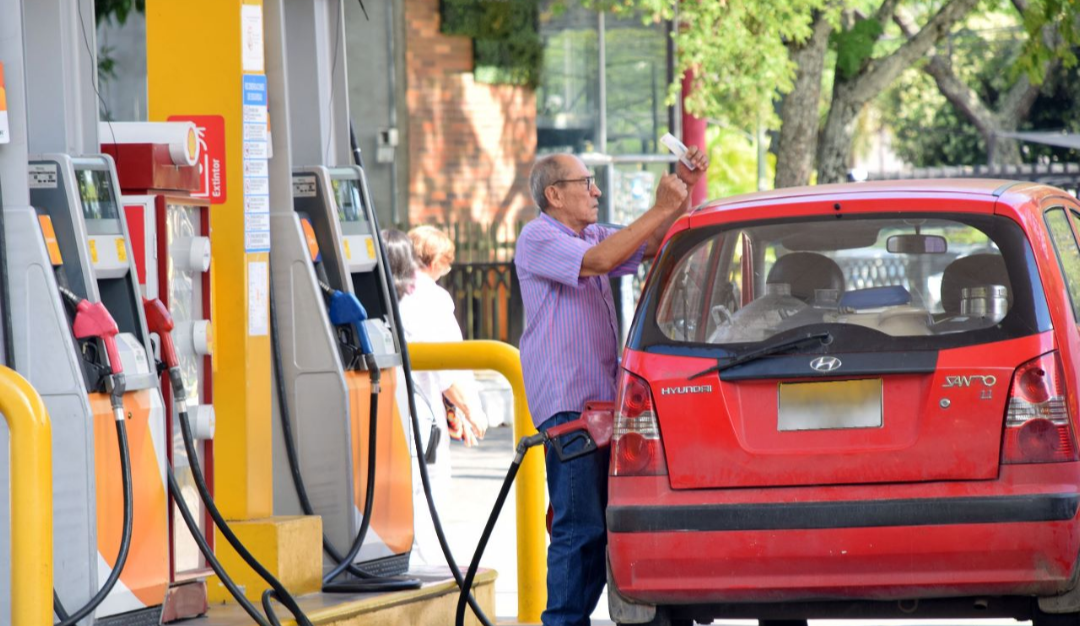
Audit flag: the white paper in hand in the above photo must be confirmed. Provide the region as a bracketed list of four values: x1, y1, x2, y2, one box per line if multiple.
[660, 132, 696, 170]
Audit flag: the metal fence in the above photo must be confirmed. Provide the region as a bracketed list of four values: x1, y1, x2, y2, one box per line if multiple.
[866, 162, 1080, 196]
[442, 261, 524, 346]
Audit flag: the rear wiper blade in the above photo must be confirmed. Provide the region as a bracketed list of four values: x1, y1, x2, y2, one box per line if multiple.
[688, 331, 832, 380]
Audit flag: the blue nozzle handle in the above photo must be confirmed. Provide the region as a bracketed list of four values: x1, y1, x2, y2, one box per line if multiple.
[328, 290, 374, 356]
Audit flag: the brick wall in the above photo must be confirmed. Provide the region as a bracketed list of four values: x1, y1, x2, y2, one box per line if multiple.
[404, 0, 537, 234]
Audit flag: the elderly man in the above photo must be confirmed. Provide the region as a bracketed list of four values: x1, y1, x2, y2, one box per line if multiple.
[515, 148, 709, 625]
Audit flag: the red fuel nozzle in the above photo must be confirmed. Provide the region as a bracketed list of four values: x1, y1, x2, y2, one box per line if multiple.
[142, 298, 187, 400]
[69, 299, 123, 376]
[542, 401, 615, 463]
[142, 298, 178, 369]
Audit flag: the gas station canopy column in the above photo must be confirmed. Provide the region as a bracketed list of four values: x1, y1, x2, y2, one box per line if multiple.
[146, 0, 322, 601]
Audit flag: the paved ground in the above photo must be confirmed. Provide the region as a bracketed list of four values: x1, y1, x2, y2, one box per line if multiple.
[440, 423, 616, 623]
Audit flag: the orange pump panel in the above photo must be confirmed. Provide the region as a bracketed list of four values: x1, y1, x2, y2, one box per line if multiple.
[345, 370, 413, 553]
[91, 391, 169, 606]
[301, 218, 320, 263]
[37, 215, 64, 266]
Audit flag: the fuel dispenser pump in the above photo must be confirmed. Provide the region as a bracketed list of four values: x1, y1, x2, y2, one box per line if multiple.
[271, 163, 414, 579]
[102, 126, 216, 619]
[13, 153, 170, 624]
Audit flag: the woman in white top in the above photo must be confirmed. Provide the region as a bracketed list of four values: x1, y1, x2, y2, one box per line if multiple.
[404, 225, 487, 444]
[383, 227, 486, 566]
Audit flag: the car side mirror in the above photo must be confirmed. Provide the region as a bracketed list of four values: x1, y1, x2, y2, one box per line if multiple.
[887, 234, 947, 254]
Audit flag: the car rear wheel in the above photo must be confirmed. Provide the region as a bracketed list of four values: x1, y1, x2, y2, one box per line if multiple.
[615, 606, 692, 626]
[1034, 607, 1080, 626]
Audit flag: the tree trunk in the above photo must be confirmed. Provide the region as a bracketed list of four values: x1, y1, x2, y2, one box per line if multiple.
[989, 135, 1023, 165]
[817, 81, 863, 184]
[817, 0, 981, 184]
[774, 12, 832, 189]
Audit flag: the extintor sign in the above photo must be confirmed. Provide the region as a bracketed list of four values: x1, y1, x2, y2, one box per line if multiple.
[168, 114, 227, 204]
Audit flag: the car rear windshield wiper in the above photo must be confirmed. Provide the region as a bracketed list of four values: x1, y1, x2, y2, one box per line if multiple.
[687, 331, 833, 380]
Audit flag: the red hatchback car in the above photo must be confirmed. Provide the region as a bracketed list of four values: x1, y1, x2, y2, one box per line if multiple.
[605, 180, 1080, 626]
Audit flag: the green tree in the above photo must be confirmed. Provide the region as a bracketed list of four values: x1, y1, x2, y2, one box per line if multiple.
[885, 1, 1076, 166]
[607, 0, 1077, 187]
[96, 0, 144, 26]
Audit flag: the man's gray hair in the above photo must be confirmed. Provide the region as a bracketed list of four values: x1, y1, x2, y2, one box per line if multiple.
[529, 154, 566, 212]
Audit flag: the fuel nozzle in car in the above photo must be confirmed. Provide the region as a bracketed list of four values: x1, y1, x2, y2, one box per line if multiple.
[59, 286, 127, 422]
[517, 401, 615, 462]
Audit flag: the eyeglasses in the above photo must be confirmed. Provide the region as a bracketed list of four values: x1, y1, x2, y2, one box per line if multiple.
[550, 176, 595, 192]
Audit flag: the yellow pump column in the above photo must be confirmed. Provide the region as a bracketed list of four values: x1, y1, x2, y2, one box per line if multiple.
[146, 0, 321, 601]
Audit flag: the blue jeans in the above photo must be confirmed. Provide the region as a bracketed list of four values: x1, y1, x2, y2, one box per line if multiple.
[541, 411, 610, 626]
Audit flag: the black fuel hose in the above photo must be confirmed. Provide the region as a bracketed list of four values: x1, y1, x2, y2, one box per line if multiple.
[0, 179, 16, 368]
[54, 419, 133, 626]
[176, 410, 314, 626]
[268, 276, 419, 592]
[349, 120, 493, 626]
[455, 433, 545, 626]
[166, 464, 272, 626]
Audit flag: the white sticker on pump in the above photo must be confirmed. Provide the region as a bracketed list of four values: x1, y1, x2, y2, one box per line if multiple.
[248, 261, 269, 336]
[240, 4, 265, 73]
[116, 333, 152, 376]
[293, 176, 317, 198]
[28, 163, 58, 189]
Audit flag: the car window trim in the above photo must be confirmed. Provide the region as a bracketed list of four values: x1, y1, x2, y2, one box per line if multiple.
[1043, 206, 1080, 324]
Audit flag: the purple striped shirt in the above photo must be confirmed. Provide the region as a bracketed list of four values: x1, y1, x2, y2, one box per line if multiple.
[515, 212, 645, 427]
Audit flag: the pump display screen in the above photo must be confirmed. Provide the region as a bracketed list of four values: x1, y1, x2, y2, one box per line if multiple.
[332, 178, 372, 236]
[76, 167, 121, 223]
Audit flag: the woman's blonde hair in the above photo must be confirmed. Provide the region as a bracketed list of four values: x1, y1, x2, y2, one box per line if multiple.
[408, 225, 455, 269]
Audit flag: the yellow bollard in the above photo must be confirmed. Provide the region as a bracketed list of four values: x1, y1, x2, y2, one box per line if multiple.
[410, 341, 546, 624]
[0, 366, 52, 625]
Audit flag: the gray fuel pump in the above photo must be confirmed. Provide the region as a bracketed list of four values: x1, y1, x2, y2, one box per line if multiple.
[268, 0, 414, 581]
[7, 152, 170, 624]
[271, 162, 414, 577]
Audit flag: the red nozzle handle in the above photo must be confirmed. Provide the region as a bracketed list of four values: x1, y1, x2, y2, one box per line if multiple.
[544, 401, 614, 449]
[71, 300, 123, 375]
[142, 298, 179, 369]
[543, 401, 615, 462]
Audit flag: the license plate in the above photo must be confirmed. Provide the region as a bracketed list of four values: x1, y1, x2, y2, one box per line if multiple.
[778, 379, 883, 431]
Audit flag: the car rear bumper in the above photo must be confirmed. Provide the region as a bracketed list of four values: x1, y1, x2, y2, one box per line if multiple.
[607, 469, 1080, 605]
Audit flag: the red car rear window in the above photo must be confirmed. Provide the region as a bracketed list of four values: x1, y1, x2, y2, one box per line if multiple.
[633, 213, 1051, 354]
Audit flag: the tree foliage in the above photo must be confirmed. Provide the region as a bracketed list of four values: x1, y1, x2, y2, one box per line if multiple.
[605, 0, 834, 128]
[882, 2, 1080, 166]
[1016, 0, 1080, 83]
[607, 0, 1078, 184]
[833, 17, 885, 80]
[95, 0, 144, 26]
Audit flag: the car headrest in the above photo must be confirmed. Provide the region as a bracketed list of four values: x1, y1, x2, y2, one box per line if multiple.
[940, 253, 1010, 314]
[766, 252, 845, 301]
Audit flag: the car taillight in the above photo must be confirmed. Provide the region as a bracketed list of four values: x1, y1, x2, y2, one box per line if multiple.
[612, 370, 667, 476]
[1002, 351, 1078, 464]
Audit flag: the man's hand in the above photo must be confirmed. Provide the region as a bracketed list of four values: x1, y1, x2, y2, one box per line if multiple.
[655, 173, 689, 213]
[676, 145, 710, 189]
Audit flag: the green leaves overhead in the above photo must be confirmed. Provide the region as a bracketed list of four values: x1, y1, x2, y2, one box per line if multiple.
[832, 17, 884, 80]
[95, 0, 145, 26]
[441, 0, 544, 87]
[613, 0, 835, 128]
[1016, 0, 1079, 84]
